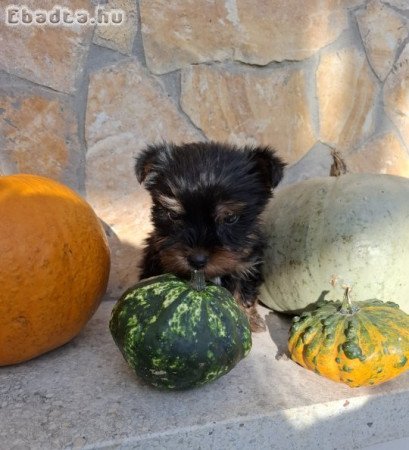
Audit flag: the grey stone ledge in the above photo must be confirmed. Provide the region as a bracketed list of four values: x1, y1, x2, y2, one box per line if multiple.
[1, 301, 409, 450]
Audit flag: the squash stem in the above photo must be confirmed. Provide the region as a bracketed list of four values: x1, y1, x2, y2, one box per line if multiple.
[190, 270, 207, 291]
[340, 287, 358, 315]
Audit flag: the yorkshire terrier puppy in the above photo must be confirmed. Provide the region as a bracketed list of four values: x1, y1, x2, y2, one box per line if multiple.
[135, 142, 285, 331]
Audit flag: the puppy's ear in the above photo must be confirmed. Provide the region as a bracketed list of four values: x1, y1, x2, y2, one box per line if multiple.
[249, 146, 286, 189]
[135, 145, 163, 184]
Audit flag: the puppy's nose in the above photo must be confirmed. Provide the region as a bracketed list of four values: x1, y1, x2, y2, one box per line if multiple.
[187, 251, 209, 270]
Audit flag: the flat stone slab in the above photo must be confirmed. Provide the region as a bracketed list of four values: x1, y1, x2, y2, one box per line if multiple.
[1, 301, 409, 449]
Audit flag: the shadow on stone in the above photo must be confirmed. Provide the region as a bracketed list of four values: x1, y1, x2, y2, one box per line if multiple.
[264, 310, 292, 361]
[263, 289, 332, 361]
[100, 220, 145, 299]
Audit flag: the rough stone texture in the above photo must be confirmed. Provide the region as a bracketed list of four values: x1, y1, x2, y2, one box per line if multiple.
[93, 0, 138, 55]
[86, 59, 201, 148]
[345, 132, 409, 176]
[384, 44, 409, 149]
[140, 0, 234, 74]
[234, 0, 362, 66]
[279, 143, 334, 188]
[0, 1, 94, 94]
[356, 0, 408, 81]
[0, 91, 81, 187]
[141, 0, 361, 74]
[181, 64, 316, 164]
[382, 0, 409, 9]
[317, 46, 379, 151]
[86, 134, 153, 297]
[1, 301, 409, 449]
[86, 59, 202, 295]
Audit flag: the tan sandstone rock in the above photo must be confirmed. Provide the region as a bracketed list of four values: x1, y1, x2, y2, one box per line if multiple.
[0, 1, 93, 93]
[141, 0, 362, 74]
[356, 0, 408, 81]
[317, 46, 379, 151]
[93, 0, 138, 55]
[140, 0, 234, 74]
[345, 132, 409, 177]
[85, 59, 202, 295]
[86, 134, 153, 296]
[0, 92, 81, 186]
[234, 0, 360, 65]
[384, 44, 409, 149]
[181, 64, 316, 164]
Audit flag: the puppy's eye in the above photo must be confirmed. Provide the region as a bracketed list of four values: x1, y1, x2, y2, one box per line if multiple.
[167, 210, 182, 221]
[223, 213, 239, 225]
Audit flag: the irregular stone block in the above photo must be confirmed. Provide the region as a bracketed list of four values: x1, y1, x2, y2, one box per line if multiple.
[235, 0, 358, 65]
[93, 0, 138, 55]
[356, 0, 408, 81]
[181, 64, 316, 164]
[0, 1, 94, 93]
[141, 0, 361, 74]
[317, 46, 379, 151]
[140, 0, 234, 74]
[0, 92, 81, 188]
[86, 59, 201, 148]
[345, 132, 409, 177]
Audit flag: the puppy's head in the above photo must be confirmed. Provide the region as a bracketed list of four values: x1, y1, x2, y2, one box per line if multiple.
[136, 142, 285, 278]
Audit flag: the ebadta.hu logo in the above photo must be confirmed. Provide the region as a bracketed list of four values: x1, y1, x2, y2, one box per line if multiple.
[3, 4, 126, 26]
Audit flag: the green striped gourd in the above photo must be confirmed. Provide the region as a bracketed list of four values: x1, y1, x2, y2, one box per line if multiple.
[109, 271, 252, 390]
[288, 288, 409, 387]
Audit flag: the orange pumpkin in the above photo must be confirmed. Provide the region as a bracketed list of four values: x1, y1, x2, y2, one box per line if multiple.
[0, 174, 110, 365]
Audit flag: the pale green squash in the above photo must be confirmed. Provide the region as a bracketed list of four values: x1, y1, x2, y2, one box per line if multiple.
[260, 174, 409, 314]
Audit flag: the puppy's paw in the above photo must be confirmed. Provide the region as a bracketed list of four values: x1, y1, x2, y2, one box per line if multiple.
[242, 296, 256, 308]
[245, 304, 266, 333]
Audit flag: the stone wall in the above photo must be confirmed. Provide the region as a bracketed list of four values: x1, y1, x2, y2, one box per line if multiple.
[1, 0, 409, 296]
